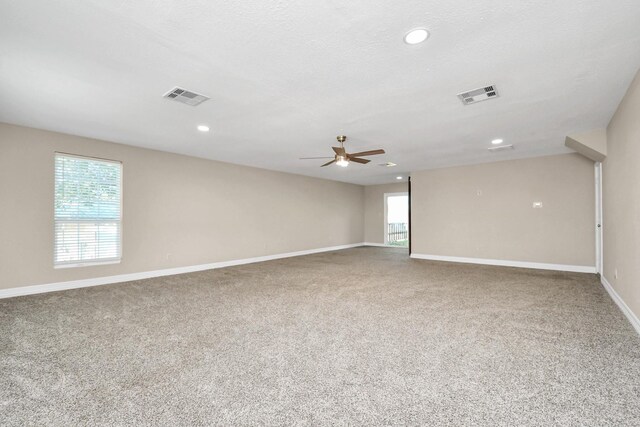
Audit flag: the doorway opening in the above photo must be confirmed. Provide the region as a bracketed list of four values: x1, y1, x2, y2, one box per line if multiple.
[384, 192, 409, 247]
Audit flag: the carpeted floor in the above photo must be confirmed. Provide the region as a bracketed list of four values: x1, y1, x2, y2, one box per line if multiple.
[1, 247, 639, 426]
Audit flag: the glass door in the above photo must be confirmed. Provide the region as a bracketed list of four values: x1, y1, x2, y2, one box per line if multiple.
[384, 192, 409, 247]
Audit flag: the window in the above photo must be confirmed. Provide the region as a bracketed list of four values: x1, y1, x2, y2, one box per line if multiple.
[54, 153, 122, 267]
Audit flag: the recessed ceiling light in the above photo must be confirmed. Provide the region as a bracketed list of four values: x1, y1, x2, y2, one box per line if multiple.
[197, 125, 210, 132]
[491, 138, 504, 145]
[396, 176, 403, 180]
[404, 28, 429, 45]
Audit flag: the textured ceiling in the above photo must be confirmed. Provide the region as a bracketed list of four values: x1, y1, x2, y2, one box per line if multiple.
[1, 0, 640, 185]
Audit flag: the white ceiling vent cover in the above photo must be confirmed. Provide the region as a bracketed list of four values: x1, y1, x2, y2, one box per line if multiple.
[488, 144, 514, 152]
[163, 87, 209, 106]
[457, 85, 499, 105]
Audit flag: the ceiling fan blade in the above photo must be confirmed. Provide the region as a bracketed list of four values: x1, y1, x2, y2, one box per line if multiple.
[299, 156, 334, 159]
[348, 157, 371, 164]
[348, 149, 386, 157]
[321, 159, 336, 167]
[332, 146, 346, 156]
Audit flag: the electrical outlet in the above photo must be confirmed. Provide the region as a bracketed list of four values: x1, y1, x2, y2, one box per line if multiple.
[477, 190, 482, 196]
[614, 268, 618, 279]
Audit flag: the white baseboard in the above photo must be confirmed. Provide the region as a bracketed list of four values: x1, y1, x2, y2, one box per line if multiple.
[0, 243, 365, 299]
[410, 253, 596, 273]
[600, 276, 640, 336]
[363, 242, 408, 248]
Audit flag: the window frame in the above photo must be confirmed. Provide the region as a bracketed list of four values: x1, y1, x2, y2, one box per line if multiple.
[53, 152, 123, 269]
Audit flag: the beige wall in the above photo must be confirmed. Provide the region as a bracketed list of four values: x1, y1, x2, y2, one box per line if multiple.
[603, 70, 640, 319]
[0, 123, 364, 290]
[411, 153, 595, 266]
[364, 183, 407, 244]
[0, 122, 607, 292]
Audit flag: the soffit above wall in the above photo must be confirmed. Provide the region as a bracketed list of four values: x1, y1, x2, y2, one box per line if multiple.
[565, 129, 607, 162]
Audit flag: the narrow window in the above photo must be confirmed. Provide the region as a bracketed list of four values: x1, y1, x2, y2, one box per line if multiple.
[54, 153, 122, 267]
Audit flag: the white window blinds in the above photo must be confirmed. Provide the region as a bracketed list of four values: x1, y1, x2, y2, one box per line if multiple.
[54, 153, 122, 267]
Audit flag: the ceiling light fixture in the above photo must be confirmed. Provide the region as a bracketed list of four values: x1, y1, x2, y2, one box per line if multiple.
[491, 138, 504, 145]
[396, 176, 403, 180]
[197, 125, 210, 132]
[404, 28, 429, 45]
[336, 155, 349, 167]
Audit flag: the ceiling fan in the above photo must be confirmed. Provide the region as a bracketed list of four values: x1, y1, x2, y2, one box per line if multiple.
[300, 135, 386, 167]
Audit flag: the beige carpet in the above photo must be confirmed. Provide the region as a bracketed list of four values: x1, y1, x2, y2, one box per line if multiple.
[1, 247, 639, 426]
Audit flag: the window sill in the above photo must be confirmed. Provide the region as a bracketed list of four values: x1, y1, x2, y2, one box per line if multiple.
[54, 259, 121, 269]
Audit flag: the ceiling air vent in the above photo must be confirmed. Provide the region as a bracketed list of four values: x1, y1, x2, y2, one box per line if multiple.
[457, 85, 499, 105]
[163, 87, 209, 106]
[488, 144, 513, 152]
